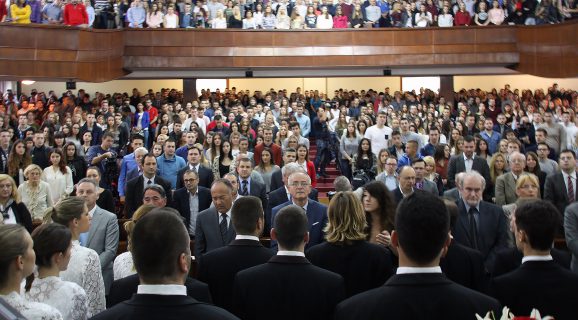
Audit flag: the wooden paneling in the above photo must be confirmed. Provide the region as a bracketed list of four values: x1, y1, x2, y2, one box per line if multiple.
[1, 22, 576, 81]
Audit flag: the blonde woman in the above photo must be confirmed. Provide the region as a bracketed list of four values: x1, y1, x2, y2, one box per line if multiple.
[276, 7, 291, 29]
[0, 174, 32, 232]
[18, 164, 53, 223]
[228, 6, 242, 28]
[306, 191, 394, 297]
[113, 205, 156, 281]
[163, 5, 179, 28]
[212, 9, 227, 28]
[290, 8, 304, 29]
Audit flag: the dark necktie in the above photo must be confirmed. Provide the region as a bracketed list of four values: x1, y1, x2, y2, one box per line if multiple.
[568, 175, 575, 203]
[192, 165, 197, 174]
[468, 207, 479, 250]
[241, 180, 248, 196]
[147, 179, 152, 185]
[219, 213, 228, 240]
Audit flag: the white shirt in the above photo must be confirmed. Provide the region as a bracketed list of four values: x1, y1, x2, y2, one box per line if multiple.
[143, 175, 156, 186]
[277, 250, 305, 257]
[463, 153, 475, 172]
[396, 266, 442, 274]
[235, 235, 259, 241]
[364, 125, 393, 157]
[218, 208, 232, 229]
[25, 276, 88, 320]
[521, 255, 553, 264]
[137, 284, 187, 296]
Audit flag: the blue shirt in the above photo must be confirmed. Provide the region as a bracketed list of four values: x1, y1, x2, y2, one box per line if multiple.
[118, 153, 139, 196]
[480, 130, 501, 154]
[295, 114, 311, 137]
[397, 152, 423, 168]
[156, 154, 186, 189]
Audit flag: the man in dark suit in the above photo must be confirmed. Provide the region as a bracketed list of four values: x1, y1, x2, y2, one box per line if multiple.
[267, 162, 318, 235]
[335, 192, 500, 320]
[412, 159, 438, 195]
[269, 147, 297, 192]
[392, 166, 416, 205]
[447, 135, 491, 193]
[271, 172, 328, 251]
[107, 274, 213, 308]
[194, 179, 237, 259]
[124, 153, 172, 218]
[544, 149, 577, 220]
[490, 200, 578, 319]
[197, 196, 274, 312]
[91, 207, 237, 320]
[452, 171, 510, 270]
[491, 246, 571, 277]
[176, 146, 214, 190]
[172, 169, 212, 238]
[233, 205, 345, 320]
[236, 157, 267, 211]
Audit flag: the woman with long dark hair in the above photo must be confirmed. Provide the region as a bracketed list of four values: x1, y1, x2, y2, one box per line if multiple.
[524, 151, 546, 198]
[296, 144, 317, 187]
[254, 148, 281, 193]
[212, 140, 234, 179]
[352, 138, 377, 180]
[63, 142, 87, 185]
[7, 139, 32, 187]
[42, 149, 73, 204]
[362, 181, 396, 247]
[434, 143, 450, 187]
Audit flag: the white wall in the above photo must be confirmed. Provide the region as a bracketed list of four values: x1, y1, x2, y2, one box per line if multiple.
[454, 75, 578, 92]
[21, 80, 184, 97]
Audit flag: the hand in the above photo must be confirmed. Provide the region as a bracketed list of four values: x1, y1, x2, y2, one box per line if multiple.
[376, 230, 391, 247]
[119, 196, 125, 204]
[104, 152, 113, 158]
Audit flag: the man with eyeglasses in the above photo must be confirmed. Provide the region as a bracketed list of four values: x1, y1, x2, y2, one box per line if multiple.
[270, 172, 328, 251]
[452, 171, 509, 269]
[376, 156, 398, 191]
[536, 142, 559, 175]
[173, 169, 212, 239]
[495, 152, 528, 206]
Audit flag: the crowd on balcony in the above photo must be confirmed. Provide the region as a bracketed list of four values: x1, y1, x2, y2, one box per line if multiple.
[1, 0, 577, 28]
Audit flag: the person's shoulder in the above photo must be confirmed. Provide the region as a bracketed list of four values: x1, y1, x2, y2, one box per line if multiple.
[198, 206, 216, 217]
[272, 201, 291, 213]
[96, 205, 116, 219]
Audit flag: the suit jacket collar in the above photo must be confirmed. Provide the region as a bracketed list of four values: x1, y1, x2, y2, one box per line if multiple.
[229, 239, 263, 247]
[127, 293, 202, 307]
[385, 273, 452, 287]
[268, 255, 310, 265]
[519, 259, 559, 270]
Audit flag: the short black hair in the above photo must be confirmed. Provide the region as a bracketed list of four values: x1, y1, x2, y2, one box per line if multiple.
[131, 208, 190, 281]
[141, 153, 157, 166]
[232, 196, 263, 235]
[131, 134, 145, 143]
[560, 149, 576, 160]
[274, 205, 308, 251]
[515, 200, 560, 251]
[395, 191, 449, 265]
[463, 135, 475, 143]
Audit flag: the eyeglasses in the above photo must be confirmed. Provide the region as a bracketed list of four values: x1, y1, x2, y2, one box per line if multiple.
[290, 182, 310, 187]
[0, 184, 12, 189]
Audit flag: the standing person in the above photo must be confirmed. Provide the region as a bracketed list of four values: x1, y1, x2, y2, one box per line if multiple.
[18, 164, 53, 223]
[253, 127, 282, 166]
[376, 156, 398, 191]
[312, 106, 332, 178]
[49, 197, 106, 318]
[233, 205, 345, 320]
[25, 223, 88, 320]
[495, 152, 527, 206]
[364, 111, 393, 158]
[0, 224, 63, 320]
[339, 120, 361, 181]
[42, 149, 73, 204]
[539, 111, 567, 156]
[80, 114, 103, 146]
[335, 192, 500, 320]
[544, 149, 577, 217]
[85, 132, 116, 182]
[236, 157, 268, 210]
[91, 208, 238, 320]
[10, 0, 32, 24]
[176, 146, 214, 189]
[295, 144, 317, 187]
[31, 131, 52, 170]
[117, 134, 145, 202]
[63, 0, 88, 26]
[124, 154, 172, 217]
[254, 148, 281, 193]
[156, 138, 186, 190]
[447, 135, 491, 191]
[7, 139, 32, 187]
[172, 169, 212, 239]
[64, 142, 87, 185]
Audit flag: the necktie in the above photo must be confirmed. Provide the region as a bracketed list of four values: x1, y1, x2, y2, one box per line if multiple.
[468, 207, 479, 250]
[147, 179, 152, 185]
[219, 213, 228, 241]
[192, 165, 197, 174]
[241, 180, 248, 196]
[568, 175, 575, 203]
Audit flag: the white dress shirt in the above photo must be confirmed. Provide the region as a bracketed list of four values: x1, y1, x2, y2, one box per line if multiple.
[396, 266, 442, 274]
[521, 255, 553, 264]
[137, 284, 187, 296]
[277, 250, 305, 257]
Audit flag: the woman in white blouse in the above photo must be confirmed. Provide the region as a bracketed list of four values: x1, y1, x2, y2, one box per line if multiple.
[437, 5, 454, 27]
[25, 223, 88, 320]
[242, 10, 258, 29]
[42, 149, 73, 205]
[18, 164, 53, 223]
[163, 5, 179, 28]
[276, 7, 291, 29]
[212, 9, 227, 28]
[316, 6, 334, 29]
[49, 197, 106, 318]
[0, 224, 63, 320]
[113, 204, 156, 281]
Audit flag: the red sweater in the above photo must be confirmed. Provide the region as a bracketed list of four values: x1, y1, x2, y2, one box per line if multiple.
[455, 11, 471, 26]
[63, 3, 88, 26]
[254, 142, 282, 167]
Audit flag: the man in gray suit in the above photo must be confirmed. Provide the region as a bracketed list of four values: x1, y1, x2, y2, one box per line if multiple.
[495, 152, 527, 206]
[412, 159, 438, 196]
[444, 172, 465, 201]
[195, 179, 236, 259]
[77, 178, 119, 294]
[565, 202, 578, 273]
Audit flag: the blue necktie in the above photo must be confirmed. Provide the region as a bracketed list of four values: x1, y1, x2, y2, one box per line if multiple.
[79, 232, 88, 246]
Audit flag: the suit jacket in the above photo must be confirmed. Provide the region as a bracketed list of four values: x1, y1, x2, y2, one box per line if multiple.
[176, 164, 214, 190]
[233, 255, 345, 320]
[266, 186, 319, 235]
[392, 187, 404, 205]
[491, 247, 571, 277]
[197, 239, 274, 312]
[490, 260, 578, 320]
[447, 154, 491, 192]
[125, 167, 141, 185]
[107, 274, 213, 308]
[440, 241, 489, 293]
[565, 202, 578, 272]
[417, 179, 438, 195]
[443, 187, 460, 202]
[124, 175, 173, 218]
[194, 207, 236, 259]
[544, 172, 576, 219]
[172, 186, 212, 230]
[269, 170, 283, 192]
[7, 202, 33, 233]
[239, 177, 268, 213]
[95, 293, 236, 320]
[335, 273, 500, 320]
[452, 199, 510, 270]
[85, 205, 119, 294]
[271, 200, 328, 250]
[305, 240, 394, 297]
[494, 172, 521, 206]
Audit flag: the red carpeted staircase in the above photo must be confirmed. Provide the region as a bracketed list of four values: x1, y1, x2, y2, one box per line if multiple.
[308, 140, 342, 205]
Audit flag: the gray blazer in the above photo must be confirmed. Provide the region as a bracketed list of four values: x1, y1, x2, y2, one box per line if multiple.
[495, 172, 521, 206]
[564, 202, 578, 273]
[419, 179, 439, 196]
[194, 207, 236, 259]
[443, 188, 460, 202]
[86, 205, 119, 294]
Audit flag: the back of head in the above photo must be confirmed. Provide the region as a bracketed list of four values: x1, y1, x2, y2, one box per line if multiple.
[131, 207, 190, 283]
[515, 200, 560, 251]
[124, 204, 157, 250]
[396, 192, 450, 265]
[273, 205, 308, 251]
[0, 224, 27, 287]
[326, 192, 367, 244]
[333, 176, 352, 192]
[44, 196, 86, 225]
[30, 223, 72, 268]
[231, 196, 263, 235]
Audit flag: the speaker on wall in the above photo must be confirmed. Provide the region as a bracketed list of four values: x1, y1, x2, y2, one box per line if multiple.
[245, 71, 253, 78]
[383, 69, 392, 76]
[66, 81, 76, 90]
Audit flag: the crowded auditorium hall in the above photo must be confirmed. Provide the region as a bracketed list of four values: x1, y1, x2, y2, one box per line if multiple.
[2, 0, 578, 316]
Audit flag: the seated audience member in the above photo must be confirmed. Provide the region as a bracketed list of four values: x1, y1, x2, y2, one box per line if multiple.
[25, 223, 88, 320]
[197, 196, 274, 312]
[271, 172, 328, 250]
[0, 224, 63, 320]
[195, 179, 237, 259]
[233, 205, 345, 320]
[306, 191, 394, 297]
[92, 208, 236, 319]
[172, 169, 212, 238]
[440, 200, 489, 293]
[491, 200, 578, 319]
[335, 192, 500, 319]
